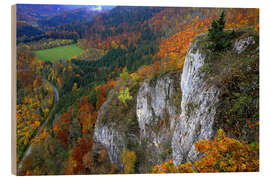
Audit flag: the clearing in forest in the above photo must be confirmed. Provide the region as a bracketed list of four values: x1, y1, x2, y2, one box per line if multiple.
[34, 44, 84, 61]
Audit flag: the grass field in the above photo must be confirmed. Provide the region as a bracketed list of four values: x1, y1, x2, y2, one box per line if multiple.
[34, 44, 84, 61]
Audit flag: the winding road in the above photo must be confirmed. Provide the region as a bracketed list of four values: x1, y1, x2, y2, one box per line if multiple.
[18, 80, 59, 172]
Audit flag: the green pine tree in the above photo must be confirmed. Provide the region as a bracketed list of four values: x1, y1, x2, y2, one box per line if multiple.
[208, 11, 234, 51]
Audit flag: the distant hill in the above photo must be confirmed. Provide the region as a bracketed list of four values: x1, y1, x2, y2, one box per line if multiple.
[16, 4, 114, 33]
[16, 4, 71, 26]
[37, 8, 99, 30]
[16, 21, 43, 38]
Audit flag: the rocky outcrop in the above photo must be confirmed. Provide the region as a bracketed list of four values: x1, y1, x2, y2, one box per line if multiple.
[136, 72, 181, 165]
[172, 36, 220, 165]
[94, 90, 127, 169]
[94, 73, 182, 170]
[94, 31, 259, 171]
[171, 32, 258, 165]
[94, 125, 126, 168]
[233, 36, 255, 54]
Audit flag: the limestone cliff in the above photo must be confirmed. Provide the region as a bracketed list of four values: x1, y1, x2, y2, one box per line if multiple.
[136, 72, 182, 166]
[172, 35, 220, 165]
[94, 30, 259, 172]
[94, 73, 182, 171]
[172, 31, 259, 165]
[94, 90, 127, 169]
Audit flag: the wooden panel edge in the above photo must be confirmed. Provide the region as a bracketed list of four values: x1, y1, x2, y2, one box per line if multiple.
[11, 4, 17, 175]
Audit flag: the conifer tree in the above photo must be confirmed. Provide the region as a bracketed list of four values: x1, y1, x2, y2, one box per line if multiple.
[208, 11, 233, 51]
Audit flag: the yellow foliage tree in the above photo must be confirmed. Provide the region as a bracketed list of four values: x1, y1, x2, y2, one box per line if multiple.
[72, 82, 78, 91]
[120, 149, 136, 174]
[118, 88, 132, 105]
[111, 40, 119, 49]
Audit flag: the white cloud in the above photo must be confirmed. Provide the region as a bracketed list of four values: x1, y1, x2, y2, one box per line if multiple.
[90, 5, 103, 11]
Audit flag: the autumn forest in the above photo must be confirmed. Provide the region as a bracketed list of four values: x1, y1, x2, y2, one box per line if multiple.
[15, 4, 259, 175]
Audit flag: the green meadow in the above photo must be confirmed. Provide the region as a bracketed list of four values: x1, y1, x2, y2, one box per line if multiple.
[34, 44, 84, 61]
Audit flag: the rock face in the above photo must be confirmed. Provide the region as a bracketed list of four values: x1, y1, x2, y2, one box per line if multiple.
[136, 72, 181, 165]
[94, 90, 126, 169]
[94, 125, 126, 168]
[233, 36, 255, 54]
[94, 31, 259, 171]
[172, 37, 220, 165]
[94, 73, 182, 170]
[171, 33, 258, 165]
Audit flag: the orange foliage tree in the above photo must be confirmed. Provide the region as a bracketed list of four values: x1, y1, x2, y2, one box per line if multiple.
[65, 137, 93, 174]
[156, 8, 259, 72]
[152, 129, 259, 173]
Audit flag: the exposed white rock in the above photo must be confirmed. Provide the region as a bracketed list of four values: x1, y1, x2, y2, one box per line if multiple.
[172, 39, 220, 165]
[94, 90, 126, 168]
[94, 125, 125, 167]
[234, 36, 255, 54]
[136, 73, 181, 163]
[94, 32, 258, 171]
[94, 73, 181, 169]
